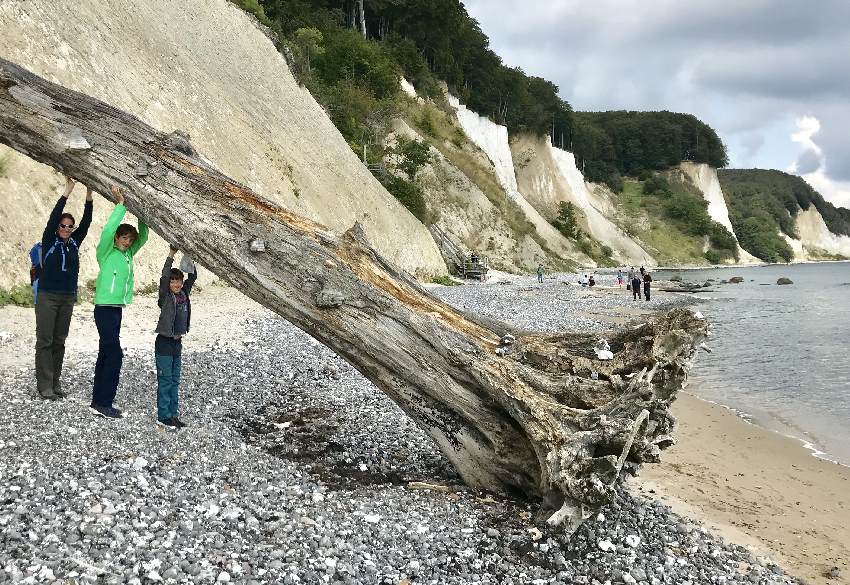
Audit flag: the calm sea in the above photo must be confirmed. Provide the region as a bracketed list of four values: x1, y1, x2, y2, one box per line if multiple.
[656, 262, 850, 466]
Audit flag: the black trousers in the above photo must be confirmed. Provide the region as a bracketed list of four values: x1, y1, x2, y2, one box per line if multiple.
[644, 284, 651, 301]
[92, 306, 123, 408]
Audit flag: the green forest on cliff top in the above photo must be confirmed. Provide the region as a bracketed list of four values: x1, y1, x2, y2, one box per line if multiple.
[230, 0, 848, 264]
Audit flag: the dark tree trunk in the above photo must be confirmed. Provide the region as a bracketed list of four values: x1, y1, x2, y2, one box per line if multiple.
[0, 58, 707, 533]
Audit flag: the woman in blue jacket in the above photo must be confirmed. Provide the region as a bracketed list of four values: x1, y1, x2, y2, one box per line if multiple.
[35, 177, 93, 400]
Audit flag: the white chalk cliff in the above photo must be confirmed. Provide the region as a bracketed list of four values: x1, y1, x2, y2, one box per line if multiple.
[511, 134, 655, 265]
[679, 163, 761, 264]
[446, 95, 591, 264]
[794, 206, 850, 259]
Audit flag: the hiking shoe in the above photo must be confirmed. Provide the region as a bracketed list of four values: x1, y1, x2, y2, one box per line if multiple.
[38, 392, 59, 401]
[157, 418, 180, 429]
[90, 404, 123, 419]
[170, 417, 186, 429]
[53, 389, 68, 399]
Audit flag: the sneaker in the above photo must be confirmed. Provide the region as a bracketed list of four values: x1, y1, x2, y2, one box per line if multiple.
[90, 404, 122, 419]
[157, 418, 180, 429]
[53, 389, 68, 399]
[38, 392, 59, 401]
[170, 417, 186, 429]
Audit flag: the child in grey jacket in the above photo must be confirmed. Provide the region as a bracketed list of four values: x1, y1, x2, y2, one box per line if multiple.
[154, 246, 197, 428]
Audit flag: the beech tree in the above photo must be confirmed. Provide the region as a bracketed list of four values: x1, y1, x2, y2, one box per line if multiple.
[0, 58, 707, 533]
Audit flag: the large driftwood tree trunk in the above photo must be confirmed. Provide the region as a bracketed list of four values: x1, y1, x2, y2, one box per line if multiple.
[0, 58, 707, 532]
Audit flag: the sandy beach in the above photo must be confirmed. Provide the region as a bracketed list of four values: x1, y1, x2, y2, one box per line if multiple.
[636, 392, 850, 585]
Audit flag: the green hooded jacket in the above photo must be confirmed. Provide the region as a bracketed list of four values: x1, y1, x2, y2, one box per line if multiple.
[93, 204, 149, 305]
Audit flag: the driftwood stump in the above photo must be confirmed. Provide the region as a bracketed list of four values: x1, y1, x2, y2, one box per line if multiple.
[0, 57, 707, 532]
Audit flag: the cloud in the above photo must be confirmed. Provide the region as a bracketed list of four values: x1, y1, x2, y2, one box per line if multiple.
[464, 0, 850, 208]
[795, 149, 822, 175]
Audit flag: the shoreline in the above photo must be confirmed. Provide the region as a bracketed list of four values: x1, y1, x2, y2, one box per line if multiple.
[635, 391, 850, 585]
[689, 391, 850, 470]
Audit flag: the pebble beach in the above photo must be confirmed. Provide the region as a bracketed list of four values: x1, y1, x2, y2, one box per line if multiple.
[0, 275, 838, 584]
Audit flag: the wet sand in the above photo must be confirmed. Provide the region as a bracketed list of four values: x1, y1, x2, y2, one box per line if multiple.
[635, 392, 850, 585]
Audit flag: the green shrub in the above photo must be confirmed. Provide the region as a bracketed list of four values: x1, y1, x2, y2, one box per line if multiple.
[431, 275, 461, 286]
[576, 237, 593, 257]
[227, 0, 271, 26]
[392, 137, 432, 182]
[378, 174, 428, 223]
[704, 250, 722, 264]
[417, 108, 437, 137]
[0, 284, 33, 307]
[732, 215, 794, 263]
[551, 201, 582, 239]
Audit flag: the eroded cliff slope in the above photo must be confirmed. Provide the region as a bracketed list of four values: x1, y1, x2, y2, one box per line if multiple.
[0, 0, 445, 290]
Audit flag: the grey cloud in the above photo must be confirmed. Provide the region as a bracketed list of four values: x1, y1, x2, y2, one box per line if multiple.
[795, 148, 822, 175]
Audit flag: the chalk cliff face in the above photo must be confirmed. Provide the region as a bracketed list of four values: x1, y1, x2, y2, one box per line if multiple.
[445, 95, 592, 265]
[794, 207, 850, 259]
[0, 0, 445, 290]
[511, 134, 655, 265]
[678, 163, 760, 264]
[391, 120, 551, 273]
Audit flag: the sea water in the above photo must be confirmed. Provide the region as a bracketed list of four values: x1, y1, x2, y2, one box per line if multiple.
[656, 262, 850, 466]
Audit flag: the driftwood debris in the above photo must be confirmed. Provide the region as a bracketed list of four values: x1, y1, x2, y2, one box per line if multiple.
[0, 58, 707, 533]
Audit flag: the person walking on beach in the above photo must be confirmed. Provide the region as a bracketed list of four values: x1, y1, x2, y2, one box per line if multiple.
[631, 273, 642, 301]
[90, 186, 148, 419]
[627, 267, 635, 292]
[154, 245, 197, 429]
[643, 271, 652, 301]
[34, 176, 93, 400]
[617, 270, 624, 288]
[536, 264, 544, 283]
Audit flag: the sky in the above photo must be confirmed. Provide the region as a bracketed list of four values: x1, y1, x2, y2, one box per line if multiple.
[464, 0, 850, 208]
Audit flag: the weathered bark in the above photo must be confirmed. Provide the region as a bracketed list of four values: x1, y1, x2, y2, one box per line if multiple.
[0, 58, 707, 532]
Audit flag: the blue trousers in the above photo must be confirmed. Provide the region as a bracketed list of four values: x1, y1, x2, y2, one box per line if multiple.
[155, 353, 182, 421]
[92, 306, 123, 408]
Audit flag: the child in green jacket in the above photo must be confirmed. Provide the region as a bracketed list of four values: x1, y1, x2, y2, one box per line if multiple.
[90, 186, 149, 419]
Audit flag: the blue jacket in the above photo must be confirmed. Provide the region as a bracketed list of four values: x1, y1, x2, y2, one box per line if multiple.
[39, 197, 93, 296]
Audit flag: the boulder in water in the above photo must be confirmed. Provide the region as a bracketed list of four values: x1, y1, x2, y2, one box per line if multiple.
[777, 277, 793, 285]
[729, 276, 745, 283]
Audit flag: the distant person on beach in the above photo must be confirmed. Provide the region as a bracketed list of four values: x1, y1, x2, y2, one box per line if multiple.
[617, 270, 624, 288]
[631, 273, 642, 300]
[536, 264, 544, 283]
[627, 267, 635, 291]
[34, 176, 93, 400]
[640, 266, 645, 277]
[154, 246, 197, 429]
[470, 250, 479, 264]
[643, 272, 652, 301]
[90, 186, 148, 419]
[588, 274, 596, 287]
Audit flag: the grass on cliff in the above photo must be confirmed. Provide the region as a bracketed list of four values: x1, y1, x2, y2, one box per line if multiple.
[612, 180, 709, 265]
[402, 101, 556, 255]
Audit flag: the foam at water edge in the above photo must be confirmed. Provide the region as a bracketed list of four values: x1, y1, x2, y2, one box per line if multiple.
[681, 388, 849, 468]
